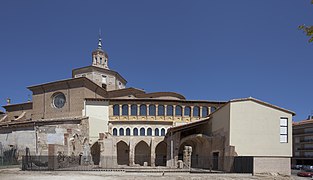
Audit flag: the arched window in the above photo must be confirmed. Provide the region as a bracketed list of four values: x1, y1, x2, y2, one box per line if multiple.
[155, 128, 159, 136]
[161, 128, 166, 136]
[133, 128, 138, 136]
[122, 104, 128, 116]
[119, 128, 124, 136]
[113, 128, 117, 136]
[140, 128, 145, 136]
[211, 106, 216, 113]
[184, 106, 191, 116]
[149, 105, 156, 116]
[167, 105, 173, 116]
[113, 104, 120, 116]
[158, 105, 164, 116]
[140, 105, 147, 116]
[193, 106, 200, 117]
[126, 128, 131, 136]
[131, 104, 137, 116]
[175, 105, 182, 116]
[147, 128, 152, 136]
[202, 107, 208, 117]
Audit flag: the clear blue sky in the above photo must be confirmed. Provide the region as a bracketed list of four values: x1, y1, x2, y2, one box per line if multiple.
[0, 0, 312, 121]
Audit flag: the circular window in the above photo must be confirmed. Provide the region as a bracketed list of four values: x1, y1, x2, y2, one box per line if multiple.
[53, 93, 66, 109]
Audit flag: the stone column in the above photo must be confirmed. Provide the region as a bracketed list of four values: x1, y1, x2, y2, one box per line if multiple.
[200, 106, 203, 118]
[128, 104, 131, 120]
[190, 106, 194, 121]
[137, 105, 140, 118]
[150, 139, 155, 167]
[155, 104, 159, 117]
[164, 105, 167, 118]
[129, 141, 135, 166]
[119, 104, 122, 118]
[147, 104, 149, 118]
[183, 146, 192, 169]
[173, 105, 176, 119]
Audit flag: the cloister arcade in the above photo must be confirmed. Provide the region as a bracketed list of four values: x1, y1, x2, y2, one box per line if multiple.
[115, 138, 167, 167]
[111, 104, 216, 119]
[112, 127, 167, 136]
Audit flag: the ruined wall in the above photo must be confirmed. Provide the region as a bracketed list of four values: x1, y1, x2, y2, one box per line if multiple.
[37, 119, 89, 156]
[0, 119, 89, 161]
[0, 129, 36, 160]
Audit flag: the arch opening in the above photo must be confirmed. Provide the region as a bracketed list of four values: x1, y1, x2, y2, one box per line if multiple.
[135, 141, 151, 166]
[178, 135, 211, 169]
[155, 141, 167, 166]
[90, 142, 101, 165]
[117, 141, 129, 166]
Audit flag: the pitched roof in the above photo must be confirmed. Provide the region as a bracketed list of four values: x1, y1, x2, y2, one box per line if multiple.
[229, 97, 295, 116]
[72, 66, 127, 84]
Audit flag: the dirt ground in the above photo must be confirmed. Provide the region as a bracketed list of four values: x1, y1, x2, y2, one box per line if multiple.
[0, 168, 310, 180]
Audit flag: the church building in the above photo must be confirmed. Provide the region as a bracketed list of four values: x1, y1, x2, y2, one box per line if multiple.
[0, 36, 294, 175]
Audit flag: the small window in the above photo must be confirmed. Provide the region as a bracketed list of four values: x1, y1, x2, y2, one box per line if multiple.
[133, 128, 138, 136]
[155, 128, 159, 136]
[147, 128, 152, 136]
[211, 107, 216, 113]
[149, 105, 156, 116]
[113, 104, 120, 116]
[140, 128, 145, 136]
[140, 105, 147, 116]
[131, 104, 137, 116]
[126, 128, 131, 136]
[122, 104, 128, 116]
[161, 128, 166, 136]
[184, 106, 191, 116]
[175, 105, 182, 116]
[202, 107, 208, 117]
[113, 128, 117, 136]
[280, 117, 288, 143]
[119, 128, 124, 136]
[158, 105, 165, 116]
[167, 105, 173, 116]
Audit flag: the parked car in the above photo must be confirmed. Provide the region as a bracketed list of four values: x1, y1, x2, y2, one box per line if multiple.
[297, 169, 313, 177]
[292, 164, 303, 170]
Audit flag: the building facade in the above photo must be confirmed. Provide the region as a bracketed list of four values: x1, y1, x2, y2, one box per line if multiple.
[0, 36, 294, 175]
[292, 118, 313, 167]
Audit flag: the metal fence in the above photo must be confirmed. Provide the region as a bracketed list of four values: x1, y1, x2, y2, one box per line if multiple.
[21, 155, 253, 173]
[0, 144, 19, 166]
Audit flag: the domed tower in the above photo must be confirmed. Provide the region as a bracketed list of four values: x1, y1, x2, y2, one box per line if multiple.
[92, 35, 109, 69]
[72, 33, 127, 91]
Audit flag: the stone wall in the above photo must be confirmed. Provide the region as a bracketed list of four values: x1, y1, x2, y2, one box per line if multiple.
[253, 157, 291, 175]
[0, 119, 89, 160]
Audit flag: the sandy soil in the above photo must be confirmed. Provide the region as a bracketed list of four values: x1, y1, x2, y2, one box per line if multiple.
[0, 168, 309, 180]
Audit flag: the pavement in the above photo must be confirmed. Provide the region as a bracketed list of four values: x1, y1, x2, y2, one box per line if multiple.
[0, 168, 310, 180]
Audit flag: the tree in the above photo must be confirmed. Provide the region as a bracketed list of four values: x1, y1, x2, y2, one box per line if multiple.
[299, 25, 313, 43]
[299, 1, 313, 43]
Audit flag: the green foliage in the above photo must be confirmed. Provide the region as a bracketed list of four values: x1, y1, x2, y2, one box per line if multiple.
[299, 1, 313, 43]
[298, 25, 313, 43]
